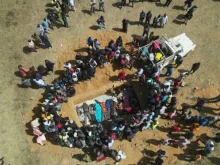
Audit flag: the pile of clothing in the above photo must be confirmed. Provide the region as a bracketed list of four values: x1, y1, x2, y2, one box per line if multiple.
[76, 99, 117, 125]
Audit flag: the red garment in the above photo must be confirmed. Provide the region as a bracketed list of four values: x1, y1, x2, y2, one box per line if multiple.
[96, 153, 106, 162]
[155, 76, 160, 83]
[56, 123, 62, 129]
[153, 41, 160, 50]
[108, 52, 114, 60]
[174, 80, 181, 88]
[100, 102, 107, 112]
[172, 125, 181, 132]
[120, 58, 126, 65]
[69, 68, 75, 72]
[118, 71, 126, 80]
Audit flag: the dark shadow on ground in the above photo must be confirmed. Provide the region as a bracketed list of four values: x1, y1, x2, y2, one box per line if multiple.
[172, 19, 184, 25]
[109, 75, 118, 82]
[137, 156, 154, 165]
[112, 27, 122, 32]
[72, 153, 85, 162]
[14, 71, 21, 77]
[155, 2, 164, 7]
[208, 157, 220, 164]
[23, 46, 31, 54]
[128, 20, 139, 26]
[177, 69, 189, 73]
[89, 25, 99, 30]
[82, 9, 91, 15]
[172, 5, 185, 10]
[55, 70, 64, 75]
[112, 2, 122, 9]
[176, 14, 185, 20]
[74, 47, 88, 53]
[45, 8, 54, 13]
[145, 139, 161, 146]
[45, 3, 54, 7]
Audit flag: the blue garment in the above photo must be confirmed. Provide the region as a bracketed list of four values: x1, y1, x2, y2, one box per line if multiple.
[95, 103, 102, 122]
[199, 118, 208, 126]
[141, 47, 149, 56]
[87, 38, 93, 45]
[140, 12, 146, 19]
[42, 20, 49, 29]
[105, 99, 112, 111]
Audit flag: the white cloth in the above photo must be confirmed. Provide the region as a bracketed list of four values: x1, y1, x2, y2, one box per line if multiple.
[37, 134, 46, 145]
[136, 68, 144, 77]
[162, 15, 168, 25]
[31, 118, 40, 127]
[149, 53, 154, 61]
[108, 139, 114, 148]
[164, 80, 172, 93]
[69, 0, 74, 6]
[64, 62, 72, 69]
[27, 40, 35, 48]
[160, 106, 167, 115]
[33, 79, 47, 86]
[37, 25, 44, 35]
[72, 72, 78, 82]
[117, 150, 126, 160]
[205, 141, 214, 151]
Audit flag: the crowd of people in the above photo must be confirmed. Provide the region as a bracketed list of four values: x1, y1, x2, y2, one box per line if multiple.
[18, 0, 220, 164]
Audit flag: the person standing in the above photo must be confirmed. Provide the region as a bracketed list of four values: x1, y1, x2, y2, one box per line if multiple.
[94, 39, 101, 50]
[47, 12, 56, 30]
[184, 5, 197, 25]
[87, 37, 94, 47]
[99, 0, 104, 12]
[189, 62, 200, 74]
[164, 65, 173, 76]
[142, 24, 150, 38]
[160, 14, 168, 28]
[69, 0, 76, 11]
[54, 3, 62, 23]
[118, 70, 126, 81]
[139, 10, 146, 25]
[183, 0, 193, 10]
[145, 11, 152, 25]
[97, 16, 105, 30]
[175, 55, 183, 68]
[121, 0, 126, 9]
[61, 12, 69, 28]
[32, 33, 42, 46]
[122, 18, 128, 33]
[40, 33, 52, 48]
[90, 0, 96, 14]
[27, 39, 37, 52]
[42, 18, 49, 33]
[61, 2, 70, 17]
[45, 60, 55, 72]
[164, 0, 172, 7]
[37, 24, 44, 35]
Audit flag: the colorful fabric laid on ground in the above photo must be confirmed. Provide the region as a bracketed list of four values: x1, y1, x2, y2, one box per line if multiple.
[95, 103, 102, 122]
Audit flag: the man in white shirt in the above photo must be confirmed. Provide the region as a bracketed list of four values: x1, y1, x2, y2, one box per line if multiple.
[33, 79, 47, 87]
[27, 40, 37, 52]
[135, 68, 144, 78]
[160, 14, 168, 28]
[37, 24, 44, 35]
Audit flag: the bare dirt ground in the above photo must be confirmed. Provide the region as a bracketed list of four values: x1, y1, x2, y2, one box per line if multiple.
[0, 0, 220, 164]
